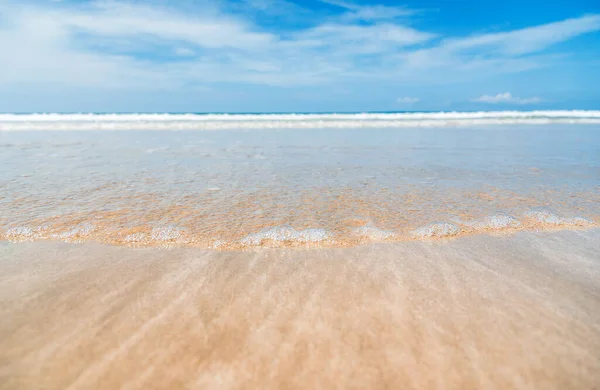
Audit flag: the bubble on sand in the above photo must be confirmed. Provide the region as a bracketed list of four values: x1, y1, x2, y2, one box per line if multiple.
[353, 226, 396, 240]
[124, 232, 147, 243]
[4, 226, 47, 241]
[465, 215, 521, 230]
[241, 225, 331, 246]
[412, 223, 460, 238]
[6, 226, 35, 239]
[54, 223, 95, 240]
[212, 240, 225, 249]
[151, 226, 184, 242]
[525, 211, 592, 227]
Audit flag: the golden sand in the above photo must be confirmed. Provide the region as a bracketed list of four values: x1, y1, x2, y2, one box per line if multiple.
[1, 230, 600, 389]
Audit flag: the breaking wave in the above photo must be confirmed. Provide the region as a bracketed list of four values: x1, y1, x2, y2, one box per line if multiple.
[1, 111, 600, 130]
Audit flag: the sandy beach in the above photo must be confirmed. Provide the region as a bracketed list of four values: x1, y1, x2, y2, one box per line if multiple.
[1, 229, 599, 389]
[2, 0, 600, 388]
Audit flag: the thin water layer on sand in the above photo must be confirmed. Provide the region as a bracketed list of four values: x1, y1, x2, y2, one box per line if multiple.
[1, 230, 599, 389]
[1, 185, 598, 248]
[1, 125, 599, 248]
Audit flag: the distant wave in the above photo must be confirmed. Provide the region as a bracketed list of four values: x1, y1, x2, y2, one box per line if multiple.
[1, 111, 600, 130]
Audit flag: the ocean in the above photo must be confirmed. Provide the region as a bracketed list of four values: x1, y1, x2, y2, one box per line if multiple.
[1, 111, 598, 248]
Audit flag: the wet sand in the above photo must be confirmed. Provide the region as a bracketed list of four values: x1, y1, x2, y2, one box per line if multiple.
[1, 230, 600, 389]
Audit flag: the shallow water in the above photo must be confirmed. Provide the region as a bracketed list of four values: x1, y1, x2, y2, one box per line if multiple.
[1, 124, 598, 248]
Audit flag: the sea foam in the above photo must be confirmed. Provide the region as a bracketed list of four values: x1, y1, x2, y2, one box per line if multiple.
[4, 226, 47, 241]
[463, 215, 522, 230]
[412, 223, 460, 238]
[151, 226, 185, 242]
[1, 111, 600, 130]
[54, 223, 95, 239]
[241, 226, 331, 246]
[525, 211, 593, 227]
[353, 226, 396, 240]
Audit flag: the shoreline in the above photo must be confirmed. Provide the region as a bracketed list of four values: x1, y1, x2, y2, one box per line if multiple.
[2, 218, 598, 250]
[2, 229, 599, 389]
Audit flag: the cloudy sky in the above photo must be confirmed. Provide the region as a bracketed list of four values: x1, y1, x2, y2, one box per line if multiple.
[0, 0, 599, 112]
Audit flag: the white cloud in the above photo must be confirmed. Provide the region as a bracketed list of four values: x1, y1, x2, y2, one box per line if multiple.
[0, 0, 280, 88]
[472, 92, 542, 105]
[400, 15, 600, 78]
[295, 23, 435, 57]
[444, 15, 600, 56]
[174, 48, 196, 57]
[397, 97, 420, 104]
[319, 0, 415, 21]
[53, 1, 275, 50]
[0, 0, 598, 92]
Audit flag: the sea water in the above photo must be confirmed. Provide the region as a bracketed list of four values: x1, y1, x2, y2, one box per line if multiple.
[1, 112, 598, 248]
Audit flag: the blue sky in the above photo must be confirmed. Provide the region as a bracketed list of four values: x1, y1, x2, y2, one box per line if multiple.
[0, 0, 599, 112]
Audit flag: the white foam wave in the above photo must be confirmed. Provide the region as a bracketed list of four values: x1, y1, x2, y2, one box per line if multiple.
[5, 226, 35, 239]
[525, 211, 593, 227]
[241, 225, 331, 246]
[412, 223, 460, 238]
[52, 223, 95, 240]
[464, 215, 522, 230]
[353, 226, 396, 240]
[123, 232, 147, 243]
[4, 226, 47, 241]
[1, 111, 599, 130]
[151, 226, 185, 242]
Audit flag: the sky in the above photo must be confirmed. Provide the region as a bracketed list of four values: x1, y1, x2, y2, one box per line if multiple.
[0, 0, 599, 112]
